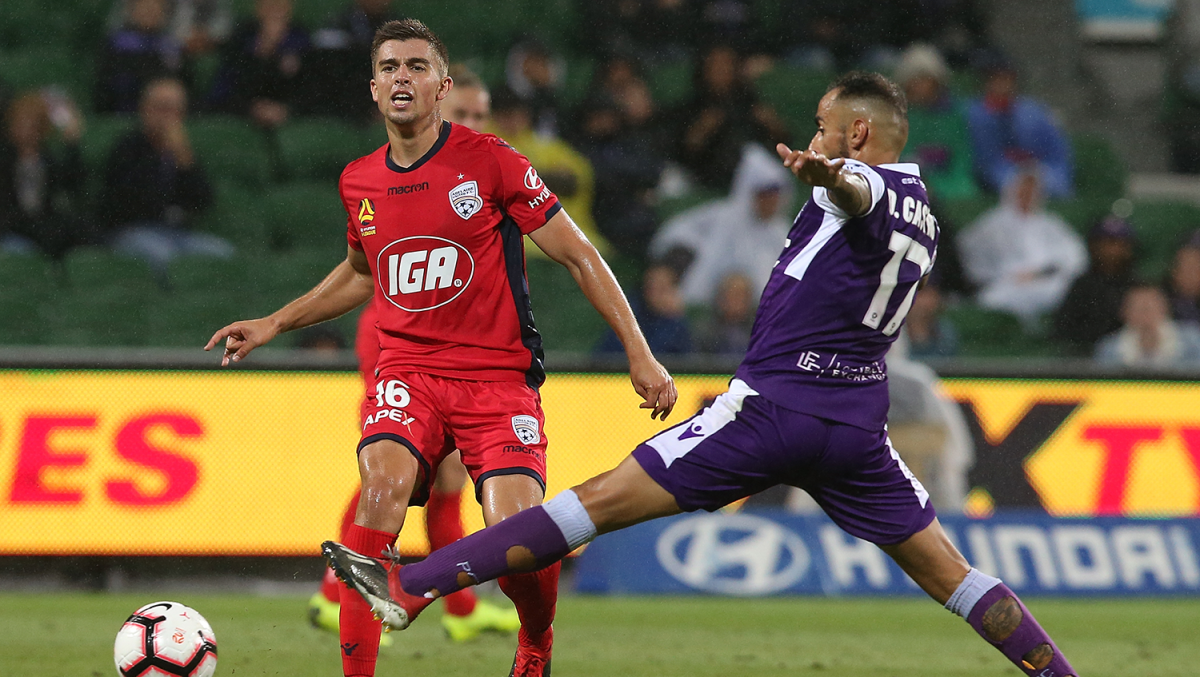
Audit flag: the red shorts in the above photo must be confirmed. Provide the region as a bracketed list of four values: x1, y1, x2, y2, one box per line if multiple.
[359, 369, 547, 506]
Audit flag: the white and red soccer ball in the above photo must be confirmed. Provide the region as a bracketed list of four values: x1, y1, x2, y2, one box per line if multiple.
[114, 601, 218, 677]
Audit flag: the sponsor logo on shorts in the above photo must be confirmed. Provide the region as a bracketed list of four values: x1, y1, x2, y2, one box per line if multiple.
[363, 408, 415, 430]
[511, 415, 540, 445]
[502, 444, 542, 458]
[677, 422, 705, 441]
[449, 180, 482, 220]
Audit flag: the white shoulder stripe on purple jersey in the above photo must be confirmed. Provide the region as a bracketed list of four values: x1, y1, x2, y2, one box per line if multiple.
[783, 210, 844, 282]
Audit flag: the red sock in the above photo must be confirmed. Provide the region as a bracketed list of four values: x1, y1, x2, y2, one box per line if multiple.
[321, 492, 362, 603]
[498, 561, 560, 642]
[426, 489, 478, 617]
[339, 524, 395, 677]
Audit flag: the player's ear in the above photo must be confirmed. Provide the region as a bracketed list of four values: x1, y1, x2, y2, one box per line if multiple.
[370, 76, 380, 103]
[437, 74, 453, 102]
[850, 118, 869, 151]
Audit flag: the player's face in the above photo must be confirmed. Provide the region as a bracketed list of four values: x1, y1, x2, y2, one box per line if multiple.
[442, 85, 490, 132]
[370, 39, 450, 128]
[809, 90, 852, 160]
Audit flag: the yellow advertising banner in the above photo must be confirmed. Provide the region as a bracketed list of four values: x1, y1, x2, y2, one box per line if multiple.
[942, 379, 1200, 518]
[0, 370, 730, 555]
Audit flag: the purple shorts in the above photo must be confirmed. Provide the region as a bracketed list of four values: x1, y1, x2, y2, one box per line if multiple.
[632, 379, 936, 546]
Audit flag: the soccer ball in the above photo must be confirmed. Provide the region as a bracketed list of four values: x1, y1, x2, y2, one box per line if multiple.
[114, 601, 218, 677]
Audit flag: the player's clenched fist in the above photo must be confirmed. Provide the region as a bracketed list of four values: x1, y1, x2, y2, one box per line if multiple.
[204, 318, 280, 366]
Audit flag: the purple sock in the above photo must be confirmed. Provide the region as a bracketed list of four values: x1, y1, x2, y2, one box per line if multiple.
[399, 505, 569, 598]
[967, 583, 1077, 677]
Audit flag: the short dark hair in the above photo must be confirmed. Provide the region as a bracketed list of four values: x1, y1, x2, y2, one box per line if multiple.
[827, 71, 907, 118]
[370, 19, 449, 75]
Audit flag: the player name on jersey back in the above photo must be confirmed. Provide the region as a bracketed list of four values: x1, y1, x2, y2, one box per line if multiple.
[735, 161, 939, 431]
[340, 121, 562, 387]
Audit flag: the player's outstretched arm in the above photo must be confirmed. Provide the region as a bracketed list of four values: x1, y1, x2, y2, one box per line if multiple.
[530, 210, 678, 420]
[776, 143, 871, 216]
[204, 246, 374, 365]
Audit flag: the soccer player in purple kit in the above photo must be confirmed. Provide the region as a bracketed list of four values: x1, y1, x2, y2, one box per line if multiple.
[326, 72, 1079, 677]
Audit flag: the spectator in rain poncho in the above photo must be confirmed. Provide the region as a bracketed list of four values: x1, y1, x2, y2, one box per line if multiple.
[650, 144, 794, 307]
[957, 166, 1086, 325]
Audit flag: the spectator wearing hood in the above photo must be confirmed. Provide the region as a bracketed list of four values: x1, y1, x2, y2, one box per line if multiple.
[895, 44, 979, 200]
[966, 57, 1074, 198]
[957, 166, 1086, 325]
[1053, 216, 1138, 355]
[650, 144, 794, 306]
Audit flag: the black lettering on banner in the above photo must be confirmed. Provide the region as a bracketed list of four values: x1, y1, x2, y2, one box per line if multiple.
[956, 400, 1083, 510]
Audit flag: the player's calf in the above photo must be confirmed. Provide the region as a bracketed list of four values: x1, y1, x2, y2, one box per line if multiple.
[946, 569, 1077, 677]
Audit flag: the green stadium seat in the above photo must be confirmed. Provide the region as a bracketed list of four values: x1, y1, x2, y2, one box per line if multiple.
[197, 180, 271, 250]
[80, 115, 137, 171]
[189, 116, 273, 188]
[526, 257, 607, 352]
[943, 304, 1033, 358]
[258, 182, 351, 252]
[936, 197, 994, 231]
[755, 66, 834, 138]
[0, 253, 59, 295]
[0, 290, 45, 345]
[167, 255, 256, 293]
[1129, 200, 1200, 280]
[256, 249, 346, 308]
[648, 60, 694, 107]
[147, 290, 249, 347]
[43, 285, 158, 346]
[1072, 132, 1127, 200]
[62, 247, 157, 290]
[275, 119, 383, 181]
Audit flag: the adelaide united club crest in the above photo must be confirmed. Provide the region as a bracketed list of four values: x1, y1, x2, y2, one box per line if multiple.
[449, 180, 482, 220]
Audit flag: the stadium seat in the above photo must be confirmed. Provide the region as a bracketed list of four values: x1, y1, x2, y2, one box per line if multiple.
[196, 181, 272, 251]
[147, 290, 250, 347]
[0, 253, 59, 293]
[0, 289, 46, 345]
[943, 304, 1033, 358]
[256, 249, 346, 307]
[80, 115, 138, 173]
[257, 182, 351, 252]
[1129, 200, 1200, 279]
[526, 257, 607, 352]
[936, 197, 995, 231]
[43, 285, 159, 346]
[189, 116, 273, 188]
[648, 60, 694, 107]
[275, 119, 383, 181]
[755, 66, 834, 138]
[1072, 132, 1127, 199]
[167, 255, 255, 293]
[62, 247, 157, 290]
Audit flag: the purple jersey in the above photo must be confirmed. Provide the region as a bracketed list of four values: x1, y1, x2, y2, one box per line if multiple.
[735, 160, 938, 431]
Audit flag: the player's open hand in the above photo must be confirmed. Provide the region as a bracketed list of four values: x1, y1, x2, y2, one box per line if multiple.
[630, 357, 678, 421]
[776, 143, 846, 188]
[204, 318, 279, 366]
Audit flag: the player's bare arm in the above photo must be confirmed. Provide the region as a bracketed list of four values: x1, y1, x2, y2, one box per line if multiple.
[776, 143, 871, 216]
[529, 210, 678, 420]
[204, 246, 373, 365]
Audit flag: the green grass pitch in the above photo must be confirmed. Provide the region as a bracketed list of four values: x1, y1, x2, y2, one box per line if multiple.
[2, 592, 1197, 676]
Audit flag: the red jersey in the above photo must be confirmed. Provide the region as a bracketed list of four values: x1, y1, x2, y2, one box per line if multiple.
[341, 121, 561, 386]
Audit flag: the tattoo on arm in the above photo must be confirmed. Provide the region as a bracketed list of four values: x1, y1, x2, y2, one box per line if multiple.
[826, 171, 871, 217]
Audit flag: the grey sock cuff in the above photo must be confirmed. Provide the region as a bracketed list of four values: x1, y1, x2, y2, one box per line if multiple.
[543, 489, 597, 550]
[945, 568, 1002, 617]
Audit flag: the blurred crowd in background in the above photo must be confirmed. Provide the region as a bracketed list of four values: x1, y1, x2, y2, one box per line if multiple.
[2, 0, 1199, 369]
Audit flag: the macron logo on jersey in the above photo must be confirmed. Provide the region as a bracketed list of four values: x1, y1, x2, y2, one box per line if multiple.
[377, 236, 475, 312]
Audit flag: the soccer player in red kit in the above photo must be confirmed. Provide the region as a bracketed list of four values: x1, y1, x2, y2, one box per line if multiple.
[308, 65, 522, 645]
[206, 19, 677, 677]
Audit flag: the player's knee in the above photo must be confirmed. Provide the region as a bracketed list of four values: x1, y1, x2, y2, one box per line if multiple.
[980, 596, 1023, 642]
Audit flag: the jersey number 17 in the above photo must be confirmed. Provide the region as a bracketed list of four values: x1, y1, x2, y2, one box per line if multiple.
[862, 231, 933, 336]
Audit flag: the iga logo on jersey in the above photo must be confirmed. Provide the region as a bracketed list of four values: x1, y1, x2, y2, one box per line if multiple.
[511, 415, 540, 445]
[377, 236, 475, 312]
[449, 180, 483, 220]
